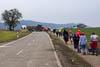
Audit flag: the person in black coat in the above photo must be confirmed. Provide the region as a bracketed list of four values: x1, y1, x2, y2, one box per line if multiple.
[73, 34, 80, 52]
[63, 29, 69, 44]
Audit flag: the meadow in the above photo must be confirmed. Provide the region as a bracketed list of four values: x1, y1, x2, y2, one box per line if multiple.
[67, 27, 100, 49]
[0, 30, 30, 43]
[68, 27, 100, 42]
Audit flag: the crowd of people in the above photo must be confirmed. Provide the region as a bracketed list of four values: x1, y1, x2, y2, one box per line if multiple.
[52, 28, 100, 56]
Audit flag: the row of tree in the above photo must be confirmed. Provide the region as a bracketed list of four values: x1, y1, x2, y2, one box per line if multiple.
[1, 9, 22, 31]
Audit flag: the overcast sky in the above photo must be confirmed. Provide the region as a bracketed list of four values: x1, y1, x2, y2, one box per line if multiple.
[0, 0, 100, 27]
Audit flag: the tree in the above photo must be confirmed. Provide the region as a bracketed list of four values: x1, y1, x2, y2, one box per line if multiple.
[77, 23, 87, 28]
[2, 9, 22, 31]
[36, 24, 43, 31]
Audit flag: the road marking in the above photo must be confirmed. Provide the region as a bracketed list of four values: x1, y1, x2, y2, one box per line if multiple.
[0, 46, 10, 47]
[45, 63, 49, 66]
[47, 33, 63, 67]
[3, 42, 15, 46]
[16, 49, 23, 55]
[28, 43, 31, 46]
[33, 40, 35, 42]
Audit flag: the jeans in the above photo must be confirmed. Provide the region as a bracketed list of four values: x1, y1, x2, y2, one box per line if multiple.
[92, 48, 98, 55]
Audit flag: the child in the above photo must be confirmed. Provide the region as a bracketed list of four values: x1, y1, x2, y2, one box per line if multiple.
[70, 34, 74, 44]
[79, 32, 87, 55]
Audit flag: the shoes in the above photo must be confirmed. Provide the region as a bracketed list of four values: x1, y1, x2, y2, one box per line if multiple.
[83, 52, 86, 55]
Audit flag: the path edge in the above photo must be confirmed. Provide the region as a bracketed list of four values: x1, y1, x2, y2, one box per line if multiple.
[47, 33, 63, 67]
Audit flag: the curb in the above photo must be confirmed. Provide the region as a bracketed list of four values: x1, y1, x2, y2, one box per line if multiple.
[47, 33, 63, 67]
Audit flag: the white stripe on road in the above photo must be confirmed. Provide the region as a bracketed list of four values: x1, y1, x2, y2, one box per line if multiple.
[0, 46, 10, 47]
[3, 42, 16, 46]
[33, 40, 35, 42]
[16, 49, 23, 55]
[27, 43, 31, 46]
[47, 33, 63, 67]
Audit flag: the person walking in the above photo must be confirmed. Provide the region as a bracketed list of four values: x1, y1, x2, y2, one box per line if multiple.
[90, 32, 99, 56]
[53, 29, 56, 34]
[70, 34, 74, 45]
[73, 33, 80, 50]
[63, 29, 69, 44]
[79, 32, 87, 55]
[73, 30, 80, 50]
[69, 30, 73, 44]
[59, 28, 62, 36]
[56, 29, 59, 37]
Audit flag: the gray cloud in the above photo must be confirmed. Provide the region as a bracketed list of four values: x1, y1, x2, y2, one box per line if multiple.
[0, 0, 100, 27]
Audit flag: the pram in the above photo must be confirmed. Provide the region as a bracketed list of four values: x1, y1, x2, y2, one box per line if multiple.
[87, 43, 98, 56]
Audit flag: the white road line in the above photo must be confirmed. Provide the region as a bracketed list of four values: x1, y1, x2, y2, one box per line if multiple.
[27, 43, 31, 46]
[0, 46, 10, 47]
[3, 42, 16, 46]
[47, 33, 63, 67]
[33, 40, 35, 42]
[16, 49, 23, 55]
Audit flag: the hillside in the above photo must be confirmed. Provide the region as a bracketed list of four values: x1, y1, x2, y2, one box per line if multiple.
[18, 20, 78, 29]
[0, 20, 86, 29]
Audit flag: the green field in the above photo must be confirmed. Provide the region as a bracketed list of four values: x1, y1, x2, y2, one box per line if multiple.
[67, 27, 100, 49]
[68, 27, 100, 42]
[0, 30, 30, 43]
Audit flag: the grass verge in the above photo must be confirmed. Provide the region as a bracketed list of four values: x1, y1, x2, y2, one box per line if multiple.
[49, 33, 92, 67]
[0, 30, 31, 43]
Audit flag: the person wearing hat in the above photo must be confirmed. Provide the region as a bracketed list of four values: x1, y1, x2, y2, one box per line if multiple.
[90, 32, 99, 56]
[79, 32, 87, 55]
[76, 30, 80, 36]
[73, 30, 80, 50]
[56, 29, 59, 37]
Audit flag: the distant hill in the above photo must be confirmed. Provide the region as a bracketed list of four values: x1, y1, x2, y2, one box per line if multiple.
[19, 20, 78, 28]
[0, 22, 7, 29]
[0, 20, 88, 30]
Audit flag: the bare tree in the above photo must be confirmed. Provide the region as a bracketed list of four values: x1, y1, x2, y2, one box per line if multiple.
[2, 9, 22, 31]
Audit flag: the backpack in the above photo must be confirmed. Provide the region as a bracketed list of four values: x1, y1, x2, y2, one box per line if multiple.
[76, 36, 79, 40]
[64, 34, 68, 37]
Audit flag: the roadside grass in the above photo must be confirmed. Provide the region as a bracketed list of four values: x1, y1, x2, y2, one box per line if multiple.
[49, 33, 92, 67]
[0, 30, 31, 43]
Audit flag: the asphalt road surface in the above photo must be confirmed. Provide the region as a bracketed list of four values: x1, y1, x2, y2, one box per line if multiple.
[0, 32, 61, 67]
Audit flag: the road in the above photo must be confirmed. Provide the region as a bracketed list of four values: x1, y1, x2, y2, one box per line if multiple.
[0, 32, 61, 67]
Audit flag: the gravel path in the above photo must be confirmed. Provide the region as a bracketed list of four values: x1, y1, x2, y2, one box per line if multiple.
[60, 37, 100, 67]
